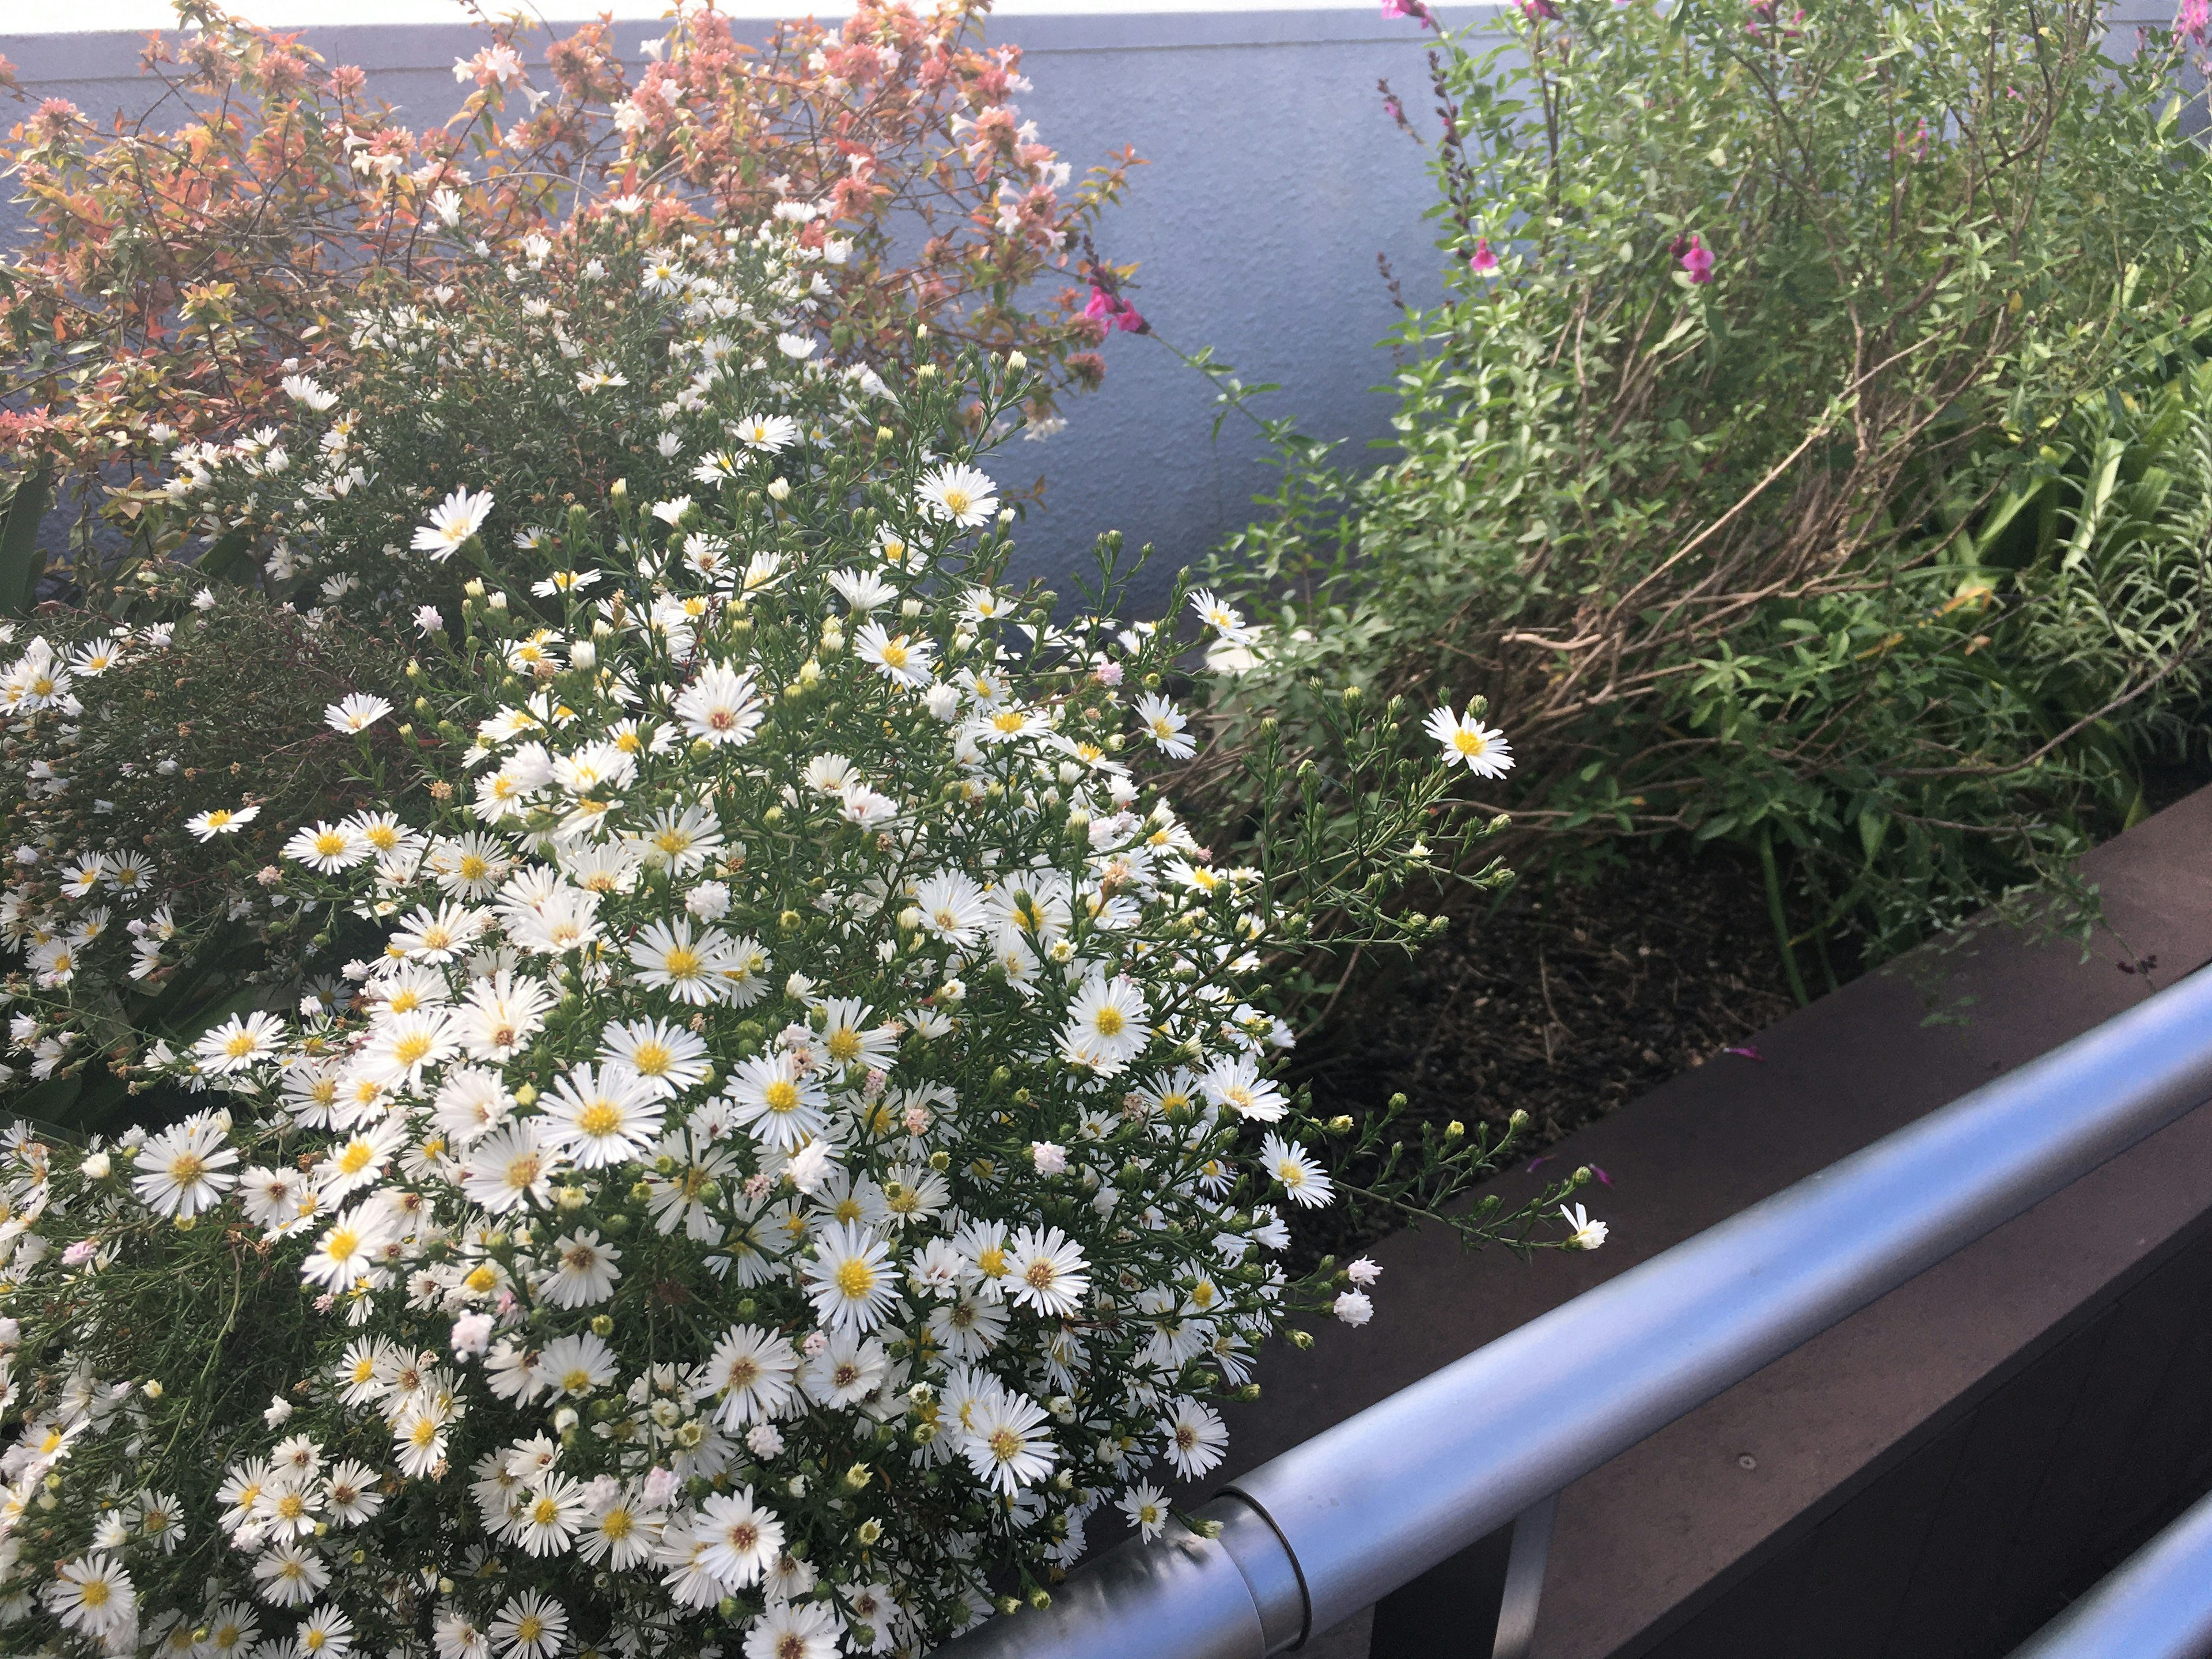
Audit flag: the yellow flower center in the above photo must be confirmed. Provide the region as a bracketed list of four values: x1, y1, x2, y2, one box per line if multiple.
[577, 1103, 623, 1138]
[763, 1080, 800, 1114]
[1093, 1007, 1124, 1038]
[835, 1258, 876, 1298]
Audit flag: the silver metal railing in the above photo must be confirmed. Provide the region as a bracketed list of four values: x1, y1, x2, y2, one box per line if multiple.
[2003, 1481, 2212, 1658]
[937, 963, 2212, 1659]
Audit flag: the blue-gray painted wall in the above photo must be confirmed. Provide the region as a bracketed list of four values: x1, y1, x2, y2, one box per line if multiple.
[1, 9, 1490, 613]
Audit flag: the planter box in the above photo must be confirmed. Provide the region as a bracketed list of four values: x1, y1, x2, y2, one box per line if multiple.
[1216, 782, 2212, 1659]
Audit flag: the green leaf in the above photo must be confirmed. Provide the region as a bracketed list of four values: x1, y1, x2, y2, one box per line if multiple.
[1857, 807, 1891, 865]
[0, 465, 52, 617]
[195, 527, 255, 585]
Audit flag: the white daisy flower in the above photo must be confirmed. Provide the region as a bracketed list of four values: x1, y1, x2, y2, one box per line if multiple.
[194, 1010, 285, 1075]
[694, 1324, 802, 1427]
[853, 622, 935, 688]
[1560, 1202, 1608, 1251]
[915, 462, 998, 528]
[961, 1389, 1056, 1494]
[1160, 1396, 1228, 1479]
[411, 486, 495, 560]
[283, 820, 368, 873]
[1059, 974, 1151, 1074]
[1005, 1225, 1089, 1316]
[801, 1221, 900, 1332]
[731, 413, 799, 452]
[1117, 1481, 1169, 1541]
[131, 1114, 240, 1218]
[724, 1052, 828, 1150]
[673, 662, 764, 748]
[488, 1592, 566, 1659]
[540, 1229, 622, 1307]
[185, 803, 261, 841]
[1423, 704, 1515, 778]
[1259, 1132, 1334, 1209]
[696, 1487, 785, 1588]
[540, 1063, 665, 1166]
[324, 694, 395, 734]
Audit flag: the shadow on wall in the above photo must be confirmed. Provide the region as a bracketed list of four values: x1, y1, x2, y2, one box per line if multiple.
[0, 5, 1494, 614]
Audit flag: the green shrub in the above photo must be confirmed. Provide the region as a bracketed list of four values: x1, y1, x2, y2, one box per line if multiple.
[1191, 0, 2212, 983]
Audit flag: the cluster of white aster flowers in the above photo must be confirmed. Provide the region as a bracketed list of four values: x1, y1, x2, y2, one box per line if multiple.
[0, 622, 196, 1052]
[0, 207, 1586, 1659]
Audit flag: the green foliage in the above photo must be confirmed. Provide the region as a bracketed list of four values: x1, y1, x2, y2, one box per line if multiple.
[1191, 0, 2212, 981]
[0, 592, 406, 1131]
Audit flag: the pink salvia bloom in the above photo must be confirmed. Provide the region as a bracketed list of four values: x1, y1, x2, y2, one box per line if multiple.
[1084, 285, 1147, 334]
[1469, 238, 1500, 276]
[2182, 0, 2210, 44]
[1680, 234, 1715, 285]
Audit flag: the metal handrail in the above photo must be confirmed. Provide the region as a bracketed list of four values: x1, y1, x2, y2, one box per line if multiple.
[938, 964, 2212, 1659]
[2005, 1483, 2212, 1658]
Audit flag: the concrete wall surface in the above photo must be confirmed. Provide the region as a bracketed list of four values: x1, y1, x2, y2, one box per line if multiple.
[1, 4, 1494, 612]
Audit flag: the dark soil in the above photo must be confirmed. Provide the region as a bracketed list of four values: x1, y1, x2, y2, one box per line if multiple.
[1285, 845, 1812, 1260]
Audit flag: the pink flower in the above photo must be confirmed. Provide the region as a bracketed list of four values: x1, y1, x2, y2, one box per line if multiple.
[1084, 286, 1147, 334]
[1468, 238, 1500, 276]
[1379, 0, 1434, 21]
[1515, 0, 1559, 18]
[2182, 0, 2210, 43]
[450, 1312, 494, 1359]
[1679, 233, 1715, 285]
